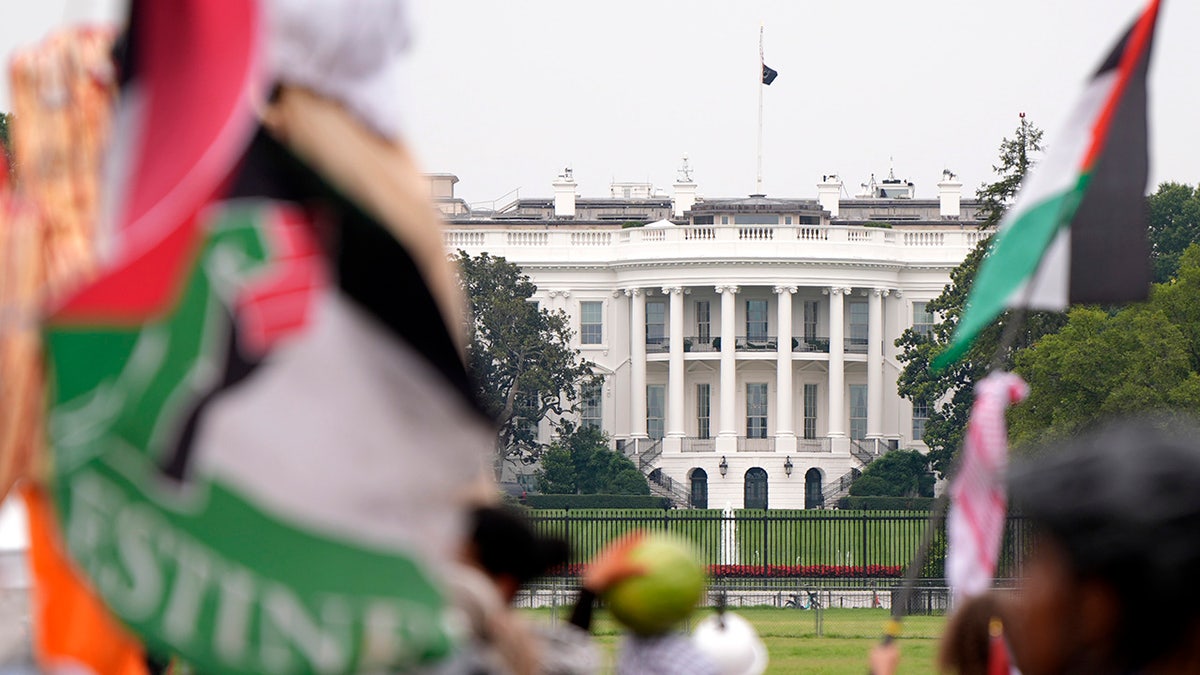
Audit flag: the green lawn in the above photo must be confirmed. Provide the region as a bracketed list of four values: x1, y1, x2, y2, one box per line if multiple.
[523, 606, 946, 674]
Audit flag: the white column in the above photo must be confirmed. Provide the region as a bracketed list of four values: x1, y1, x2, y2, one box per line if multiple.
[717, 285, 739, 453]
[628, 288, 647, 439]
[826, 287, 849, 437]
[665, 286, 686, 446]
[867, 288, 886, 439]
[774, 285, 797, 452]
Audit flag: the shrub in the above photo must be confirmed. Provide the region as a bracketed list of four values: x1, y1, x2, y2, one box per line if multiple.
[525, 494, 672, 510]
[836, 496, 936, 511]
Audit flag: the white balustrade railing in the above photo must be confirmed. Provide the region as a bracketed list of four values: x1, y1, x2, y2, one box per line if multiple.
[442, 225, 989, 264]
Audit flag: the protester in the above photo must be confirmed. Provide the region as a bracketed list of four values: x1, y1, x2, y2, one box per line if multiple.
[937, 591, 1015, 675]
[571, 531, 717, 675]
[1000, 417, 1200, 675]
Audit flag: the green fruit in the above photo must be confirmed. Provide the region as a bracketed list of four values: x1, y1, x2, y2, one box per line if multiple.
[605, 534, 706, 635]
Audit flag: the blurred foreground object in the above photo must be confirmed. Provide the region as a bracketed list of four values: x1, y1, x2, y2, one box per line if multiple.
[35, 0, 495, 672]
[603, 533, 706, 636]
[1004, 417, 1200, 674]
[691, 612, 768, 675]
[0, 26, 115, 503]
[935, 0, 1161, 369]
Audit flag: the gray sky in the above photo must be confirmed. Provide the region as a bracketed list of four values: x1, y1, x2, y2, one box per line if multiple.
[3, 1, 1196, 205]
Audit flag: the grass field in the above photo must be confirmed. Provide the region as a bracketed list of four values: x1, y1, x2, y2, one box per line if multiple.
[523, 606, 947, 674]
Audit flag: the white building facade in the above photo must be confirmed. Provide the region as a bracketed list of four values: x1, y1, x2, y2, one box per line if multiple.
[441, 167, 984, 509]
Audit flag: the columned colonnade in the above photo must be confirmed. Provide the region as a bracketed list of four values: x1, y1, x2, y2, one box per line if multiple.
[623, 284, 897, 452]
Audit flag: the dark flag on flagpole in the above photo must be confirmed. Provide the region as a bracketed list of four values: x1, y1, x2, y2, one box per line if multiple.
[762, 63, 778, 85]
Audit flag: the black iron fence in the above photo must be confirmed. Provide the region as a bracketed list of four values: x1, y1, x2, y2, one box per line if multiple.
[528, 510, 1035, 580]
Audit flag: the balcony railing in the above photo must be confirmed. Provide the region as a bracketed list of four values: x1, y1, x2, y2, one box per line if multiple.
[645, 336, 668, 353]
[796, 437, 833, 453]
[794, 337, 830, 353]
[682, 437, 716, 452]
[845, 337, 869, 354]
[735, 335, 777, 352]
[684, 336, 718, 352]
[737, 436, 775, 452]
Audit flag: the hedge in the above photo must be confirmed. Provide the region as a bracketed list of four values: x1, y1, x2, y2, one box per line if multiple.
[836, 496, 935, 511]
[525, 494, 672, 510]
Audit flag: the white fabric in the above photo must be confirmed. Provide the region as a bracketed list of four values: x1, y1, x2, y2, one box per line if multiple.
[195, 290, 491, 563]
[265, 0, 411, 140]
[947, 372, 1028, 606]
[691, 613, 768, 675]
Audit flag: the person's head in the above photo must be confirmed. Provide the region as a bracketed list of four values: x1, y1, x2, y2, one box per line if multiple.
[938, 592, 1007, 675]
[468, 506, 569, 602]
[1002, 416, 1200, 675]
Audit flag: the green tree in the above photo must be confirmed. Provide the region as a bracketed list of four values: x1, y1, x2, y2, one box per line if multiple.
[848, 449, 934, 498]
[535, 423, 649, 495]
[895, 115, 1063, 477]
[1009, 245, 1200, 445]
[975, 113, 1044, 228]
[1147, 182, 1200, 283]
[455, 251, 598, 465]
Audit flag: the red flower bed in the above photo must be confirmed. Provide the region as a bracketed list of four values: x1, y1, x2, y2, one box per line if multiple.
[546, 563, 903, 578]
[707, 563, 904, 578]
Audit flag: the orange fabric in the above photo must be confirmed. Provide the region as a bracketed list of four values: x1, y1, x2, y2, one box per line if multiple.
[23, 484, 148, 675]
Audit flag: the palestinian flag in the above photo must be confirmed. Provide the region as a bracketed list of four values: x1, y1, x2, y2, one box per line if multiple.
[934, 0, 1160, 370]
[37, 1, 495, 673]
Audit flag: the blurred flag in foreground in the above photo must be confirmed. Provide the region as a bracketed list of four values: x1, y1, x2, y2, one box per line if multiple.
[947, 372, 1028, 604]
[37, 0, 495, 672]
[934, 0, 1161, 370]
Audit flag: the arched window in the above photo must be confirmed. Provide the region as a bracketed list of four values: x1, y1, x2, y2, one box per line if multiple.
[744, 467, 768, 510]
[690, 468, 708, 509]
[805, 468, 824, 509]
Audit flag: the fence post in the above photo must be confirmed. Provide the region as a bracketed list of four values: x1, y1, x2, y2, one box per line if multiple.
[860, 513, 869, 573]
[761, 511, 769, 574]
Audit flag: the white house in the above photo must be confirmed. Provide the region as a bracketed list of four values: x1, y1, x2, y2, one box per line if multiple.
[440, 163, 983, 509]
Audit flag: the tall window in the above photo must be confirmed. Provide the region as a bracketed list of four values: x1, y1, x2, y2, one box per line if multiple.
[913, 301, 934, 339]
[646, 301, 666, 346]
[580, 301, 603, 345]
[849, 384, 868, 440]
[849, 301, 868, 346]
[744, 467, 768, 510]
[647, 385, 665, 440]
[803, 383, 819, 439]
[746, 383, 768, 438]
[580, 380, 603, 429]
[912, 400, 930, 443]
[695, 300, 711, 342]
[690, 468, 709, 509]
[805, 468, 823, 509]
[696, 383, 712, 439]
[746, 299, 768, 341]
[803, 300, 819, 341]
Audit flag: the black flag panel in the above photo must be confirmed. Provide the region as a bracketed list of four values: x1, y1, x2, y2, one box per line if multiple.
[762, 64, 778, 85]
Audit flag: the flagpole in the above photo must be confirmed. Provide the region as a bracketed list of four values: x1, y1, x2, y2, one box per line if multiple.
[756, 23, 764, 196]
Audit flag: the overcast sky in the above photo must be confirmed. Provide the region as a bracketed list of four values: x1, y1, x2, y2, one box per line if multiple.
[0, 1, 1196, 542]
[3, 1, 1196, 206]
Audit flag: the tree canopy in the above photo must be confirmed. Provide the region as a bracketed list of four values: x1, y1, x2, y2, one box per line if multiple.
[895, 115, 1063, 477]
[1147, 182, 1200, 283]
[1009, 245, 1200, 446]
[455, 251, 598, 465]
[536, 423, 649, 495]
[975, 113, 1044, 228]
[848, 449, 934, 498]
